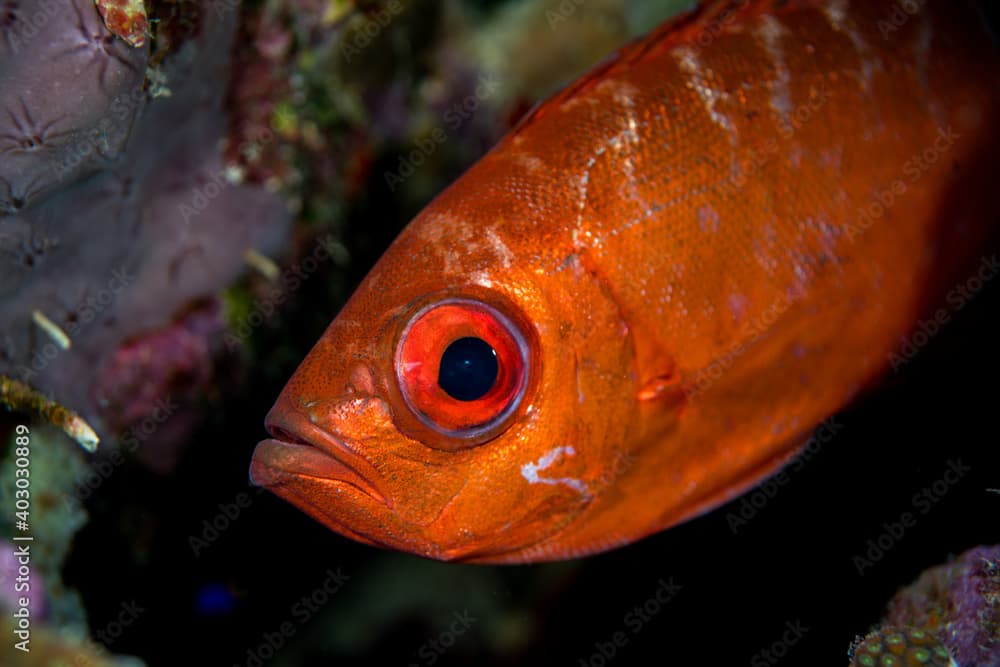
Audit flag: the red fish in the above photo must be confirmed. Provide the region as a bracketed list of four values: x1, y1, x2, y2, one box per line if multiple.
[250, 0, 1000, 563]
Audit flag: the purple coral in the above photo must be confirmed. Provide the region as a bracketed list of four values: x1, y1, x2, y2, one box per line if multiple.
[92, 300, 226, 472]
[885, 544, 1000, 667]
[0, 540, 46, 619]
[0, 0, 291, 456]
[0, 0, 148, 214]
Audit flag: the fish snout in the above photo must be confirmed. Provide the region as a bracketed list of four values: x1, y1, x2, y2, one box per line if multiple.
[252, 396, 390, 508]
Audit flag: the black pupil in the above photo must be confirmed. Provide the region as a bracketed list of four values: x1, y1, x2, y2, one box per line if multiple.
[438, 337, 498, 401]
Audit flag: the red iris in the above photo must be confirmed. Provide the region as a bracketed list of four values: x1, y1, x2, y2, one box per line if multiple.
[395, 298, 529, 447]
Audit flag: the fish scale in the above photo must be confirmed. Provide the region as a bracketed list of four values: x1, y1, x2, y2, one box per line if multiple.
[251, 0, 1000, 563]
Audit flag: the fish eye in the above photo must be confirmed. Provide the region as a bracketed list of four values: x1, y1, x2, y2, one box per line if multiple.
[395, 298, 529, 447]
[438, 337, 498, 401]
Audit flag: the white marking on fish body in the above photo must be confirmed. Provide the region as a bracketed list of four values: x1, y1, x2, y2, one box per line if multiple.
[575, 155, 597, 233]
[821, 0, 848, 32]
[610, 89, 641, 148]
[754, 15, 793, 125]
[611, 91, 643, 206]
[469, 271, 493, 287]
[521, 446, 588, 495]
[425, 212, 482, 275]
[673, 46, 738, 145]
[821, 0, 877, 91]
[514, 153, 545, 172]
[595, 78, 641, 101]
[484, 228, 514, 268]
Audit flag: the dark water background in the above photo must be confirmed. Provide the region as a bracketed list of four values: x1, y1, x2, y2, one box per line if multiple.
[12, 1, 1000, 665]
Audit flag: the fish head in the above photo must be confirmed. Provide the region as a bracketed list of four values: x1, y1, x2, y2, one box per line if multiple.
[250, 185, 640, 563]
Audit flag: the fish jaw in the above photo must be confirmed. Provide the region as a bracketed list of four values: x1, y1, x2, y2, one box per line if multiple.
[249, 436, 401, 547]
[249, 440, 386, 507]
[248, 402, 595, 562]
[249, 396, 419, 552]
[249, 422, 433, 556]
[255, 405, 389, 507]
[249, 434, 591, 562]
[249, 436, 410, 553]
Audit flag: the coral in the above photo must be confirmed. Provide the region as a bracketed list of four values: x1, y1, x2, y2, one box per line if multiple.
[848, 626, 955, 667]
[849, 545, 1000, 666]
[93, 301, 218, 431]
[2, 374, 99, 450]
[0, 425, 90, 629]
[94, 0, 149, 48]
[0, 616, 145, 665]
[885, 544, 1000, 667]
[224, 5, 295, 187]
[92, 299, 227, 472]
[0, 0, 292, 456]
[225, 0, 520, 218]
[0, 0, 148, 214]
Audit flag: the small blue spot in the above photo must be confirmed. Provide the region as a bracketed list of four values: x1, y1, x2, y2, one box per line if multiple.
[195, 582, 236, 617]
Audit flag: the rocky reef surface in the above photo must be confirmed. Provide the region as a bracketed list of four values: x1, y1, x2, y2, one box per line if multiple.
[0, 0, 291, 461]
[849, 544, 1000, 666]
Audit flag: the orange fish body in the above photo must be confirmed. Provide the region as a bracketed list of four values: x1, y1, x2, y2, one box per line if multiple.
[250, 0, 1000, 563]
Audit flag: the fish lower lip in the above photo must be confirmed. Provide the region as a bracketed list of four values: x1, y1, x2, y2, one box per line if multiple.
[251, 432, 388, 507]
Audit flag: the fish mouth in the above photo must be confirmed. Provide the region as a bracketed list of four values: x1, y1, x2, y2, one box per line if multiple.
[250, 409, 389, 508]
